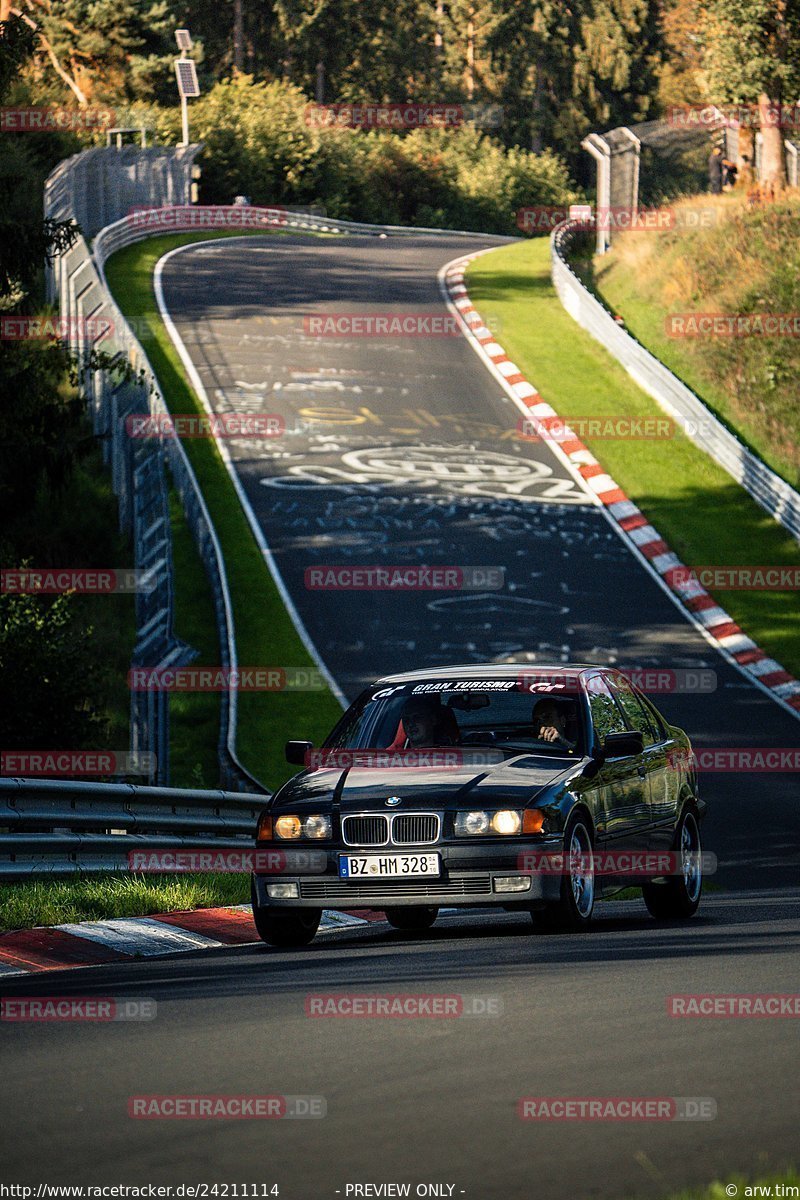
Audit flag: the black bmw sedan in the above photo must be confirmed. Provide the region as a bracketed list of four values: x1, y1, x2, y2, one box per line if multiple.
[251, 664, 706, 946]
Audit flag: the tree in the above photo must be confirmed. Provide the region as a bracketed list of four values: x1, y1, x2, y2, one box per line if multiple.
[270, 0, 439, 100]
[485, 0, 580, 154]
[435, 0, 500, 104]
[699, 0, 800, 192]
[0, 590, 110, 750]
[0, 14, 111, 753]
[572, 0, 662, 133]
[657, 0, 705, 108]
[1, 17, 81, 514]
[10, 0, 182, 104]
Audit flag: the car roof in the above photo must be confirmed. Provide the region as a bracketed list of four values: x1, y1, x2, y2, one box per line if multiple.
[374, 663, 604, 684]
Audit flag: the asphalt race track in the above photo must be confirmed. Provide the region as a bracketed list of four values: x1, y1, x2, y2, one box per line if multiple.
[1, 894, 798, 1195]
[155, 232, 799, 890]
[2, 232, 796, 1200]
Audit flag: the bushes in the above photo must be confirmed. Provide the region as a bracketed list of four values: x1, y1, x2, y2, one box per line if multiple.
[140, 76, 580, 234]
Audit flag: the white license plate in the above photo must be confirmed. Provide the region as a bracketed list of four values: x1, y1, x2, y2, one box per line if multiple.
[338, 853, 440, 879]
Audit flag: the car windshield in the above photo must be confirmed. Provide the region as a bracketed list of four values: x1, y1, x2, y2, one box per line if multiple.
[324, 677, 586, 757]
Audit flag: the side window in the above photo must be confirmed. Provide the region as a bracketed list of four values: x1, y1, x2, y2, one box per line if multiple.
[586, 675, 627, 743]
[608, 677, 657, 746]
[634, 687, 669, 742]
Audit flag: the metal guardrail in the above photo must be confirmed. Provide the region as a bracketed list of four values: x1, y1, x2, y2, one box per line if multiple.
[551, 220, 800, 543]
[93, 205, 502, 257]
[0, 778, 265, 880]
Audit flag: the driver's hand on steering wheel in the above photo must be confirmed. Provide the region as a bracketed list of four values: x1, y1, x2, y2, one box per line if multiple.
[537, 725, 562, 743]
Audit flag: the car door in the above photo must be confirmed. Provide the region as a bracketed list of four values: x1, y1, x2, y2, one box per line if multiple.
[585, 673, 650, 853]
[606, 674, 670, 852]
[632, 684, 684, 853]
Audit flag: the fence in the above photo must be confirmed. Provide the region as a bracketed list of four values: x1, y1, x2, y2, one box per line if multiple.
[44, 144, 202, 240]
[550, 220, 800, 544]
[581, 117, 718, 254]
[45, 147, 264, 793]
[0, 777, 264, 880]
[581, 113, 799, 254]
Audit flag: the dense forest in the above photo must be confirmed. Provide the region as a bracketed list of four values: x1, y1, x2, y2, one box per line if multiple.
[2, 0, 799, 191]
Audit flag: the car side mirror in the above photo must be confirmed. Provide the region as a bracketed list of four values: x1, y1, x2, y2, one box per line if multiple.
[285, 739, 313, 765]
[602, 730, 645, 759]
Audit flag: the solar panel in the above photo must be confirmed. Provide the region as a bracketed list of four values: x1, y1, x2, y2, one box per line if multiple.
[174, 59, 200, 98]
[175, 29, 192, 50]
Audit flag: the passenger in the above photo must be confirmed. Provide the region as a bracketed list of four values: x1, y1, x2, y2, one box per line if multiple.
[400, 696, 459, 748]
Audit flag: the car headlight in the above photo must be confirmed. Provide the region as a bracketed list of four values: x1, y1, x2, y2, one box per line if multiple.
[274, 814, 331, 840]
[454, 810, 523, 836]
[491, 810, 522, 835]
[274, 815, 302, 839]
[455, 811, 491, 836]
[303, 814, 331, 839]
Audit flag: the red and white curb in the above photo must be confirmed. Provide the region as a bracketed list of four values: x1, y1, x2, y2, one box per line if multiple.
[0, 906, 384, 976]
[441, 253, 800, 720]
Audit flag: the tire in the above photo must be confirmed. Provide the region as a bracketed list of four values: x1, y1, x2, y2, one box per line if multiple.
[384, 906, 439, 932]
[533, 813, 595, 933]
[643, 807, 702, 921]
[252, 902, 321, 947]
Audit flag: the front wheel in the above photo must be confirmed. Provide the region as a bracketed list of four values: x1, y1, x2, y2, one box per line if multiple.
[384, 906, 439, 932]
[643, 807, 702, 920]
[252, 903, 321, 947]
[533, 814, 595, 933]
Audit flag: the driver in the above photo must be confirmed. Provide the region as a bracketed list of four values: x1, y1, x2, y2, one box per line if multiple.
[401, 695, 459, 748]
[532, 698, 576, 750]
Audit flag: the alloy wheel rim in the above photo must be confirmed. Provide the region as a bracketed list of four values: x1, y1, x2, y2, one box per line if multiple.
[568, 823, 594, 917]
[681, 812, 702, 902]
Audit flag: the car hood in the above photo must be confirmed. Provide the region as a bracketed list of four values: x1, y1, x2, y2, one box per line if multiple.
[271, 754, 583, 813]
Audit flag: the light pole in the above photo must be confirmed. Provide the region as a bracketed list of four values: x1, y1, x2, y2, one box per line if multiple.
[174, 29, 200, 147]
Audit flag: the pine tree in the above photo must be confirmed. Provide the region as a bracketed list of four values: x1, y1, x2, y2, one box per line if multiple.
[571, 0, 662, 133]
[14, 0, 181, 105]
[270, 0, 439, 101]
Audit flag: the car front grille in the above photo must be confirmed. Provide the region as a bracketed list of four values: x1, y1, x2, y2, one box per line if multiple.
[392, 814, 439, 845]
[341, 812, 440, 847]
[299, 873, 492, 900]
[341, 815, 389, 846]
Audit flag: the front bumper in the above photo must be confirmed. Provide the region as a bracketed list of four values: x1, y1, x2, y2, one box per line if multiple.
[252, 839, 564, 910]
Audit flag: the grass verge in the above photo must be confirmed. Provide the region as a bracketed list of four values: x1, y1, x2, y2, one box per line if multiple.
[104, 230, 344, 789]
[590, 192, 800, 488]
[466, 238, 800, 679]
[0, 873, 250, 932]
